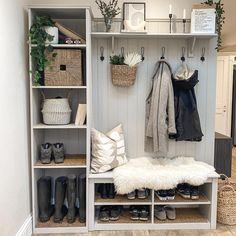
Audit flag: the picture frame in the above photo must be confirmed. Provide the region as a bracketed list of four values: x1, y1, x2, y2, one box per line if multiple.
[122, 2, 146, 33]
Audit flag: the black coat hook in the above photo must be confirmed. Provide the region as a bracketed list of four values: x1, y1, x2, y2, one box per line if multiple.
[201, 48, 206, 62]
[121, 47, 124, 60]
[161, 47, 165, 59]
[100, 46, 104, 61]
[141, 47, 145, 61]
[181, 47, 186, 62]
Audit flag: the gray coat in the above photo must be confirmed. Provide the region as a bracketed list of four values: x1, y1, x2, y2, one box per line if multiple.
[145, 60, 176, 154]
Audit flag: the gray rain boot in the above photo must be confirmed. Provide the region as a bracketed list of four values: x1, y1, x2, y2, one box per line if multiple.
[78, 174, 86, 223]
[37, 176, 54, 222]
[67, 175, 77, 223]
[54, 176, 68, 223]
[53, 143, 65, 164]
[40, 143, 52, 164]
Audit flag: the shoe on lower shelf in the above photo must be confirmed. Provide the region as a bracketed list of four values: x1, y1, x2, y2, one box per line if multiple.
[40, 143, 52, 164]
[190, 185, 200, 200]
[137, 188, 148, 199]
[177, 183, 191, 199]
[99, 206, 110, 222]
[165, 206, 176, 220]
[139, 206, 149, 221]
[110, 206, 122, 221]
[155, 190, 168, 201]
[127, 190, 136, 200]
[154, 206, 166, 221]
[167, 189, 176, 200]
[130, 206, 139, 220]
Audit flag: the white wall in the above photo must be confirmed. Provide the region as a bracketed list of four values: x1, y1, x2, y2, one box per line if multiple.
[0, 0, 31, 235]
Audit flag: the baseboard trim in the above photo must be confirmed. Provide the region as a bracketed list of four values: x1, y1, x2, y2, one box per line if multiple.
[16, 214, 32, 236]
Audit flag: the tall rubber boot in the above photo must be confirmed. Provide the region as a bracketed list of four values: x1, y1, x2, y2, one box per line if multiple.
[67, 174, 76, 223]
[78, 174, 86, 223]
[54, 176, 68, 223]
[37, 176, 54, 222]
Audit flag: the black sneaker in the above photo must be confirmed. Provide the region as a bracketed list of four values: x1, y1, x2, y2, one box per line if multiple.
[167, 189, 175, 200]
[130, 206, 139, 220]
[99, 206, 110, 221]
[177, 183, 191, 199]
[139, 206, 149, 221]
[190, 185, 199, 200]
[110, 206, 122, 221]
[155, 190, 168, 201]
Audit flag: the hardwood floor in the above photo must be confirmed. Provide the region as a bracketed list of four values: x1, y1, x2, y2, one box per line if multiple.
[34, 149, 236, 236]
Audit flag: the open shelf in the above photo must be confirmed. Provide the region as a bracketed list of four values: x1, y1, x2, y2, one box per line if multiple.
[32, 86, 87, 89]
[95, 194, 152, 205]
[154, 208, 208, 224]
[33, 123, 87, 129]
[96, 209, 151, 224]
[154, 193, 210, 205]
[34, 154, 86, 169]
[30, 44, 86, 48]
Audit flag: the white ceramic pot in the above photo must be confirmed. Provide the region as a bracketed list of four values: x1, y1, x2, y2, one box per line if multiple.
[44, 26, 59, 44]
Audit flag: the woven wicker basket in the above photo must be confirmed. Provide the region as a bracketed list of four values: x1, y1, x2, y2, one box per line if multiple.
[44, 49, 82, 86]
[217, 174, 236, 225]
[111, 65, 137, 87]
[41, 92, 72, 125]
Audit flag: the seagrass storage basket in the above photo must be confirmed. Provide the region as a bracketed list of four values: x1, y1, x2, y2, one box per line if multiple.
[111, 65, 137, 87]
[217, 174, 236, 225]
[44, 49, 82, 86]
[41, 93, 72, 125]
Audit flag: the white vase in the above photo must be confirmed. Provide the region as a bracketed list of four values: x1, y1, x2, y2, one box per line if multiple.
[44, 26, 59, 44]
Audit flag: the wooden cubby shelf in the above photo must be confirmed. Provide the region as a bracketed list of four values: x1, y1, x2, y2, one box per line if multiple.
[30, 44, 86, 48]
[95, 194, 152, 205]
[154, 193, 210, 205]
[34, 154, 86, 169]
[33, 123, 87, 129]
[32, 86, 87, 89]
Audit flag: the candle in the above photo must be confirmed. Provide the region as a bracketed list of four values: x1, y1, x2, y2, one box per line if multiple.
[183, 9, 186, 19]
[169, 4, 172, 15]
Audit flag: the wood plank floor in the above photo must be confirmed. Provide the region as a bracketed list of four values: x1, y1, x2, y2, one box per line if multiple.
[34, 149, 236, 236]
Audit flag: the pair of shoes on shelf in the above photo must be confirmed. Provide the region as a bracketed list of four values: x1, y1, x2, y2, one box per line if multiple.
[37, 174, 86, 224]
[155, 189, 175, 201]
[127, 188, 149, 200]
[99, 206, 122, 221]
[40, 143, 65, 164]
[99, 184, 116, 199]
[154, 206, 176, 221]
[177, 183, 200, 200]
[130, 206, 149, 221]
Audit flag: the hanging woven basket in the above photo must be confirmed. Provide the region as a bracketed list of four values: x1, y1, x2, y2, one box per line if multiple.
[111, 65, 137, 87]
[217, 174, 236, 225]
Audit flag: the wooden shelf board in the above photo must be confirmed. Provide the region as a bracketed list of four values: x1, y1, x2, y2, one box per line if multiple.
[154, 193, 210, 205]
[95, 194, 152, 205]
[91, 32, 218, 39]
[30, 44, 86, 48]
[154, 208, 208, 224]
[33, 123, 87, 129]
[96, 210, 151, 224]
[36, 216, 86, 228]
[34, 154, 86, 169]
[32, 86, 87, 89]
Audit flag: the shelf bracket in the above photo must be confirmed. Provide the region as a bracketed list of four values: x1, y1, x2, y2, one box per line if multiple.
[111, 36, 115, 54]
[187, 37, 196, 58]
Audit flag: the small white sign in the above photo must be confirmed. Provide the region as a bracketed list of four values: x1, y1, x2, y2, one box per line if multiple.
[191, 8, 216, 34]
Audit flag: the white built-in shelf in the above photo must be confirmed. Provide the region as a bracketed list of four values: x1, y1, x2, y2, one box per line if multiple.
[91, 32, 218, 39]
[32, 86, 87, 89]
[30, 44, 86, 48]
[33, 123, 87, 129]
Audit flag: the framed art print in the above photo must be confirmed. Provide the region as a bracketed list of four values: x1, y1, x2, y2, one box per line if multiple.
[122, 2, 146, 33]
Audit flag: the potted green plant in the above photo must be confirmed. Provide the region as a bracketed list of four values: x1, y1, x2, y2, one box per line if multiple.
[95, 0, 120, 32]
[29, 16, 57, 85]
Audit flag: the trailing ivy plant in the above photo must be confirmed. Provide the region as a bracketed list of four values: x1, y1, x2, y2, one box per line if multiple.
[29, 16, 57, 85]
[110, 55, 124, 65]
[203, 0, 225, 50]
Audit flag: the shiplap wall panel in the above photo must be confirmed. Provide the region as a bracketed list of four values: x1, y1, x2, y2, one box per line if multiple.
[92, 38, 216, 164]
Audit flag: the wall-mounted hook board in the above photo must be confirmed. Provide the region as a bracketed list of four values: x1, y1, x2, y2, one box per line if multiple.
[187, 37, 196, 58]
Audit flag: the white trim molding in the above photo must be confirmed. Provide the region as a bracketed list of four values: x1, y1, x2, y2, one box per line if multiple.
[16, 214, 32, 236]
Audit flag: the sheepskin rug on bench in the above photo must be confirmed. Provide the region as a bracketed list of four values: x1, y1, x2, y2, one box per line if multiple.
[113, 156, 215, 194]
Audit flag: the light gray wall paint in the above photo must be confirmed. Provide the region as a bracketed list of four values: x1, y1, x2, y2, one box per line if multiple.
[0, 0, 31, 235]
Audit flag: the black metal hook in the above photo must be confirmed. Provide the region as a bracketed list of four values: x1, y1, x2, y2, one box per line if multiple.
[100, 46, 104, 61]
[121, 47, 124, 60]
[141, 47, 145, 61]
[201, 47, 206, 62]
[161, 47, 165, 59]
[181, 47, 186, 62]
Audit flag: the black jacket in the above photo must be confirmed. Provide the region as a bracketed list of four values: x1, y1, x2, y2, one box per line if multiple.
[170, 70, 203, 141]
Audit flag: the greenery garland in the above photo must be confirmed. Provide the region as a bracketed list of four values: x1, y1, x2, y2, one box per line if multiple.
[203, 0, 225, 50]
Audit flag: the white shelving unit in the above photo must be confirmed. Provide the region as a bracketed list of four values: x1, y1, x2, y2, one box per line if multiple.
[28, 6, 92, 234]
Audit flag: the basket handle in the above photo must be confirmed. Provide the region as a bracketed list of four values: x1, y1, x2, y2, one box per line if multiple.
[219, 184, 235, 194]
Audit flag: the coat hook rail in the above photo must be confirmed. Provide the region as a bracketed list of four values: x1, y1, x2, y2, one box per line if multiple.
[161, 47, 165, 59]
[100, 46, 104, 61]
[141, 47, 145, 61]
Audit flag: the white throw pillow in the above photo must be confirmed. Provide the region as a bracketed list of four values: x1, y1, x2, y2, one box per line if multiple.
[91, 124, 128, 173]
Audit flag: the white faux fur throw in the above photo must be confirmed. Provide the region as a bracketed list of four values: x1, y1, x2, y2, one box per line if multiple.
[113, 157, 215, 194]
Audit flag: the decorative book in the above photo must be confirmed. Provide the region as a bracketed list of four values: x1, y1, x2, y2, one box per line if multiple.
[75, 104, 87, 126]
